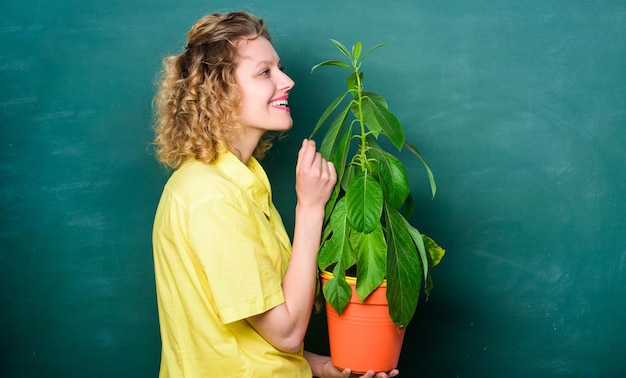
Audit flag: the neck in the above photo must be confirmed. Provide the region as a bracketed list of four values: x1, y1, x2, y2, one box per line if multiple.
[231, 147, 252, 165]
[229, 132, 262, 165]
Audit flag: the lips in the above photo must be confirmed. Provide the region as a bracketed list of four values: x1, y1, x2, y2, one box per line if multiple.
[269, 94, 289, 109]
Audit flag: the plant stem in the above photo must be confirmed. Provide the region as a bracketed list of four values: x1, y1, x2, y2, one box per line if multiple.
[354, 61, 368, 172]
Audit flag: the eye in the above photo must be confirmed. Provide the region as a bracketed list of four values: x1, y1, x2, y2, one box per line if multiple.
[260, 68, 270, 77]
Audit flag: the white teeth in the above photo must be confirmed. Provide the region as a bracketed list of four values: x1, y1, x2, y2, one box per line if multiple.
[270, 99, 289, 107]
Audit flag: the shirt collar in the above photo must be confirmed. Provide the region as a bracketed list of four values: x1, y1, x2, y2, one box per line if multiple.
[215, 151, 271, 217]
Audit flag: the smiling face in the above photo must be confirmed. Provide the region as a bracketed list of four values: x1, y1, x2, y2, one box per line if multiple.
[234, 36, 295, 144]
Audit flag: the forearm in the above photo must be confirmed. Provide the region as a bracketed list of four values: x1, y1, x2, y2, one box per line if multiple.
[280, 203, 325, 336]
[303, 350, 331, 377]
[246, 202, 325, 352]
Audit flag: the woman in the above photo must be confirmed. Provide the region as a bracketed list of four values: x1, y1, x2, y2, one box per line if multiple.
[152, 11, 399, 378]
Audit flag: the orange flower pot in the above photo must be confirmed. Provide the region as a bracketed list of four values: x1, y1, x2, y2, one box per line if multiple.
[320, 271, 406, 374]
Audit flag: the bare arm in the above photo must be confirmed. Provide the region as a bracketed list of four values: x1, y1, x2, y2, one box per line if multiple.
[247, 139, 337, 352]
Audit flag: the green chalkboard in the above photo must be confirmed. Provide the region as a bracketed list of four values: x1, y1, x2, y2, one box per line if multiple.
[1, 1, 625, 377]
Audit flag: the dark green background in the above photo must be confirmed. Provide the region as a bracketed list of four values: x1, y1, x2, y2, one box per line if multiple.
[1, 1, 624, 377]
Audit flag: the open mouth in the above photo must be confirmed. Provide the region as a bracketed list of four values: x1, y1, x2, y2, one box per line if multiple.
[270, 95, 289, 109]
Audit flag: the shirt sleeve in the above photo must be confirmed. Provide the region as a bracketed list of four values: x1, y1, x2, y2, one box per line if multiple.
[187, 191, 285, 325]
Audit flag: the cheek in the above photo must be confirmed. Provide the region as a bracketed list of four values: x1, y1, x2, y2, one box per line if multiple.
[237, 95, 258, 117]
[236, 94, 257, 122]
[241, 85, 271, 109]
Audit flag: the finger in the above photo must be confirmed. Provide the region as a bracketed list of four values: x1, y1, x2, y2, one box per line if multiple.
[327, 160, 337, 183]
[317, 152, 332, 177]
[295, 139, 307, 172]
[311, 151, 324, 171]
[376, 369, 399, 378]
[296, 139, 315, 172]
[341, 368, 351, 378]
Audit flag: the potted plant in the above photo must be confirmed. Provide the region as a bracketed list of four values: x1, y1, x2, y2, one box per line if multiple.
[309, 39, 445, 373]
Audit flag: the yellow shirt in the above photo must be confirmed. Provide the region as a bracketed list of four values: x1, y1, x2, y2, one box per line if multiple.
[152, 152, 311, 377]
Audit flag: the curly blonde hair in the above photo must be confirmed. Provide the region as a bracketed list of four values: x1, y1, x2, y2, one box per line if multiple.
[153, 11, 275, 169]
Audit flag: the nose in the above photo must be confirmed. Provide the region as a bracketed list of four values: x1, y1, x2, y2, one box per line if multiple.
[278, 70, 295, 91]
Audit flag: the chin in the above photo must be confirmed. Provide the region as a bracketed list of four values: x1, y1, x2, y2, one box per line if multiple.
[279, 120, 294, 131]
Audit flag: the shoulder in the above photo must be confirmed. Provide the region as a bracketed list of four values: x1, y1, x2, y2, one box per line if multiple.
[163, 160, 242, 208]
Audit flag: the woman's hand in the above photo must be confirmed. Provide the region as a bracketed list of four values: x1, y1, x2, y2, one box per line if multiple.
[304, 351, 400, 378]
[295, 139, 337, 210]
[322, 363, 400, 378]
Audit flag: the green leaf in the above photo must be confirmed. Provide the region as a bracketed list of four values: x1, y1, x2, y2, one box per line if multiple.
[421, 233, 445, 298]
[361, 43, 386, 62]
[309, 91, 349, 139]
[401, 217, 428, 283]
[372, 149, 410, 209]
[404, 141, 437, 198]
[352, 41, 362, 63]
[311, 59, 351, 73]
[331, 122, 353, 185]
[318, 198, 353, 271]
[359, 97, 383, 135]
[323, 273, 352, 315]
[319, 103, 350, 159]
[340, 163, 355, 193]
[403, 193, 415, 219]
[324, 184, 340, 224]
[346, 72, 363, 92]
[351, 225, 386, 302]
[320, 219, 333, 243]
[323, 130, 352, 224]
[360, 97, 405, 149]
[370, 98, 405, 150]
[317, 226, 345, 271]
[330, 39, 352, 61]
[351, 101, 380, 139]
[385, 205, 422, 327]
[345, 172, 383, 233]
[422, 233, 445, 267]
[424, 273, 434, 298]
[363, 91, 388, 109]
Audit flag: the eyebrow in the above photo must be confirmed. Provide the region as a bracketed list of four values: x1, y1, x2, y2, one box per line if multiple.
[252, 59, 281, 69]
